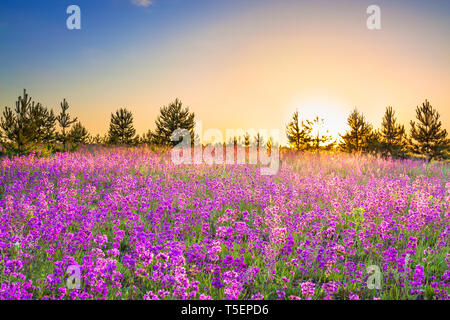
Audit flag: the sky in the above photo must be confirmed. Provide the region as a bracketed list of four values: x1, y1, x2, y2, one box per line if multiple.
[0, 0, 449, 144]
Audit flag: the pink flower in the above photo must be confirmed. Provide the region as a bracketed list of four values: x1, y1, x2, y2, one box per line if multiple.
[301, 282, 315, 297]
[251, 293, 264, 300]
[349, 292, 359, 300]
[143, 291, 160, 300]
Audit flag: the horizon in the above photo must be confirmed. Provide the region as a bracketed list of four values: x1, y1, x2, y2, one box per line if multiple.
[1, 0, 449, 145]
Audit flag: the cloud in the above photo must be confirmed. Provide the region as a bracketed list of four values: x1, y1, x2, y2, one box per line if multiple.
[130, 0, 153, 7]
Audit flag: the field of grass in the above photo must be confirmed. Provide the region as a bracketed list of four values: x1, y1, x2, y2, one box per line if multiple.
[0, 148, 448, 300]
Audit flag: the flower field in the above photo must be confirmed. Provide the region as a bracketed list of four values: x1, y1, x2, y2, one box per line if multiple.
[0, 148, 449, 300]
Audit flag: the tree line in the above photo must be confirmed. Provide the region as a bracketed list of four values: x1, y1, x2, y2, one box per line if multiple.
[286, 100, 449, 161]
[0, 89, 448, 161]
[0, 90, 197, 156]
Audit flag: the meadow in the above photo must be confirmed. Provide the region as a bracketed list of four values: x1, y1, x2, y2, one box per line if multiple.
[0, 148, 448, 300]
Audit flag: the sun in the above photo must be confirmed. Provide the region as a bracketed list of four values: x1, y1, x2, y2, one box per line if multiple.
[294, 99, 348, 141]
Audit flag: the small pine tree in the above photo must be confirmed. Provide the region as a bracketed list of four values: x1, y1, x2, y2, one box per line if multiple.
[150, 98, 195, 146]
[107, 108, 136, 145]
[143, 129, 158, 145]
[244, 132, 251, 147]
[225, 136, 239, 148]
[56, 99, 77, 151]
[379, 106, 407, 158]
[366, 130, 383, 155]
[266, 137, 272, 155]
[0, 89, 55, 155]
[0, 90, 35, 155]
[31, 103, 56, 146]
[305, 116, 333, 151]
[254, 132, 264, 150]
[409, 100, 449, 161]
[339, 108, 373, 153]
[89, 134, 103, 144]
[286, 110, 311, 151]
[69, 122, 89, 150]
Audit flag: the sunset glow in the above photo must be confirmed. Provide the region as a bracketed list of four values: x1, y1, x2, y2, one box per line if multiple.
[0, 0, 449, 143]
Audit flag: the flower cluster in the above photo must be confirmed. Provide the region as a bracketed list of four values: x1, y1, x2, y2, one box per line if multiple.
[0, 148, 448, 300]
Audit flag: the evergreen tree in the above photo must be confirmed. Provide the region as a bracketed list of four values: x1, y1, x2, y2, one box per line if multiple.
[366, 130, 383, 155]
[225, 136, 239, 148]
[144, 129, 158, 145]
[89, 134, 103, 144]
[56, 99, 77, 151]
[0, 89, 36, 155]
[0, 89, 55, 155]
[254, 132, 264, 150]
[150, 98, 195, 146]
[244, 132, 251, 147]
[69, 122, 89, 150]
[266, 137, 272, 155]
[379, 106, 407, 158]
[339, 108, 373, 153]
[286, 110, 311, 151]
[409, 100, 449, 161]
[31, 103, 56, 146]
[305, 116, 334, 151]
[107, 108, 136, 145]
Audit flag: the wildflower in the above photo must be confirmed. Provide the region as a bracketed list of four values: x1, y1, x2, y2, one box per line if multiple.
[251, 293, 264, 300]
[301, 282, 315, 297]
[349, 292, 359, 300]
[322, 281, 340, 297]
[211, 277, 223, 289]
[276, 290, 286, 299]
[410, 264, 425, 294]
[143, 291, 160, 300]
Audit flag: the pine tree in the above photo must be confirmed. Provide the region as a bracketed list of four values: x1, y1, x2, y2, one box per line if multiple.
[89, 134, 103, 144]
[0, 89, 55, 155]
[286, 110, 311, 151]
[254, 132, 264, 150]
[244, 132, 251, 147]
[366, 130, 383, 155]
[339, 108, 373, 153]
[225, 136, 239, 148]
[69, 122, 89, 150]
[150, 98, 195, 146]
[379, 106, 406, 158]
[107, 108, 136, 145]
[143, 130, 158, 145]
[305, 116, 333, 151]
[0, 90, 35, 155]
[56, 99, 77, 151]
[266, 137, 272, 155]
[30, 102, 56, 146]
[409, 100, 449, 161]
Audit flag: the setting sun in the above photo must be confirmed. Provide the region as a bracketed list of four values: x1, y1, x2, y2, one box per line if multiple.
[293, 99, 349, 141]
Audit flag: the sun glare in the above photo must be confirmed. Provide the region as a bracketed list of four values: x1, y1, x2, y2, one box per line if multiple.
[294, 100, 348, 141]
